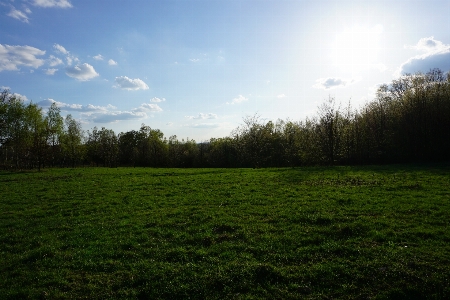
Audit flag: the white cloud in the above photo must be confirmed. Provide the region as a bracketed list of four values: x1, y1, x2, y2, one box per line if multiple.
[134, 103, 163, 112]
[398, 51, 450, 76]
[313, 77, 356, 90]
[0, 89, 28, 101]
[277, 94, 286, 99]
[227, 95, 248, 105]
[0, 44, 46, 71]
[150, 97, 165, 102]
[397, 37, 450, 76]
[37, 98, 58, 107]
[65, 63, 99, 81]
[45, 68, 58, 75]
[406, 36, 446, 52]
[37, 98, 157, 124]
[108, 59, 117, 66]
[37, 98, 116, 112]
[12, 93, 28, 101]
[48, 55, 63, 66]
[88, 111, 147, 123]
[52, 45, 78, 67]
[185, 113, 218, 120]
[32, 0, 72, 8]
[188, 123, 220, 129]
[93, 54, 104, 61]
[53, 43, 68, 55]
[7, 7, 30, 23]
[114, 76, 149, 90]
[66, 56, 75, 66]
[83, 104, 117, 112]
[189, 58, 200, 62]
[52, 44, 79, 67]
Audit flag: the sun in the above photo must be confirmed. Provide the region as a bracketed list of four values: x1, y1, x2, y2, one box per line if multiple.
[331, 24, 383, 70]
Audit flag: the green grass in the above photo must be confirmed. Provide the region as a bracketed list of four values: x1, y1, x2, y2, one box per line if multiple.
[1, 163, 450, 299]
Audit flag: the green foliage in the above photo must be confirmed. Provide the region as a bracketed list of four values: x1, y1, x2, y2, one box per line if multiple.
[60, 114, 84, 168]
[45, 103, 64, 167]
[2, 68, 450, 169]
[1, 164, 449, 298]
[86, 127, 119, 167]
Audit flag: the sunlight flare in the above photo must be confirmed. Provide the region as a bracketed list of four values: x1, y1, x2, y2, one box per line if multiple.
[331, 24, 384, 70]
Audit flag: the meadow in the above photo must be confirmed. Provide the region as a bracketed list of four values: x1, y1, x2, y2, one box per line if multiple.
[1, 163, 450, 299]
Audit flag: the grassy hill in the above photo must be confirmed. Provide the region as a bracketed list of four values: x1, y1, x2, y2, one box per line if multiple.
[1, 164, 449, 299]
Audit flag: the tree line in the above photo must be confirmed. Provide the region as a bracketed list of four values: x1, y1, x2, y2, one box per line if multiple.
[1, 68, 450, 170]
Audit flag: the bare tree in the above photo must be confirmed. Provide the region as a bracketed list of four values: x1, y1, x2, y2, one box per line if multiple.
[316, 97, 342, 164]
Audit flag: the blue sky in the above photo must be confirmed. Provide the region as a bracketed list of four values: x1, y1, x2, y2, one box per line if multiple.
[2, 0, 450, 141]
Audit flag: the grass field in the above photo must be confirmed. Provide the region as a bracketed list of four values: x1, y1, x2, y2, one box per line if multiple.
[1, 163, 450, 299]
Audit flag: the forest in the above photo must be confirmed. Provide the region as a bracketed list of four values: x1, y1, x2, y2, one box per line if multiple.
[1, 68, 450, 170]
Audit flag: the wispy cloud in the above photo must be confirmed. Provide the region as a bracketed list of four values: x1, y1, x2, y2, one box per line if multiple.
[7, 7, 30, 23]
[93, 54, 104, 61]
[108, 59, 117, 66]
[53, 43, 79, 66]
[32, 0, 73, 8]
[150, 97, 165, 103]
[133, 103, 163, 112]
[87, 111, 147, 123]
[53, 43, 68, 55]
[45, 68, 58, 75]
[37, 98, 151, 124]
[47, 55, 63, 67]
[37, 98, 115, 112]
[114, 76, 149, 90]
[226, 95, 248, 105]
[187, 123, 220, 129]
[185, 113, 217, 120]
[66, 55, 78, 66]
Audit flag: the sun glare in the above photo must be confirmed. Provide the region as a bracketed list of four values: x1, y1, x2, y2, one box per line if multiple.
[331, 24, 383, 71]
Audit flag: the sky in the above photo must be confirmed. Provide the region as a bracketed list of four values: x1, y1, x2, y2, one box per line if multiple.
[1, 0, 450, 141]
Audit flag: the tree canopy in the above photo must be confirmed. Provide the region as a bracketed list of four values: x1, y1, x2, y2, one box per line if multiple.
[1, 68, 450, 170]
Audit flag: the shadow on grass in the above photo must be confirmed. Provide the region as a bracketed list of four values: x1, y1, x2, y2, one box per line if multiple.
[270, 161, 450, 185]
